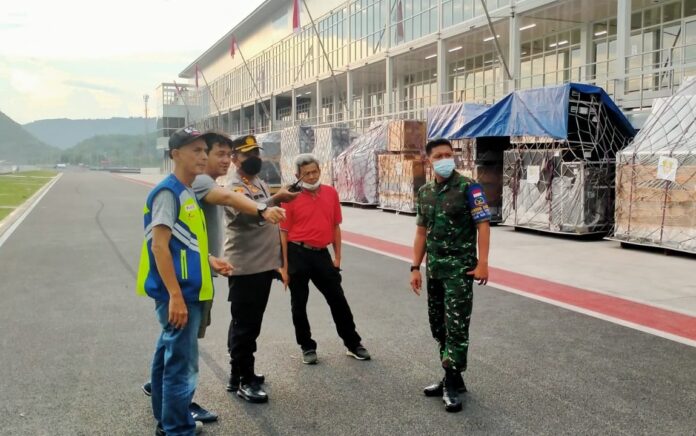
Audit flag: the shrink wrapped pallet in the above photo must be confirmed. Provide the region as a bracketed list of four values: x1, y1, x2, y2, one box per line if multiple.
[314, 127, 351, 186]
[257, 131, 281, 185]
[613, 83, 696, 252]
[280, 126, 315, 185]
[333, 121, 389, 205]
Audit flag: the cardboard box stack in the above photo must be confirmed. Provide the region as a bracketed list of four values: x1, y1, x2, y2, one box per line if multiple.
[378, 120, 427, 213]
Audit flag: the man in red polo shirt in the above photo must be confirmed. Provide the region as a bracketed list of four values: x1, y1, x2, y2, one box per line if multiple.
[279, 153, 370, 365]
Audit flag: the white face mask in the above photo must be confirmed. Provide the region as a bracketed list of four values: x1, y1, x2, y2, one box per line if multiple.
[302, 180, 321, 191]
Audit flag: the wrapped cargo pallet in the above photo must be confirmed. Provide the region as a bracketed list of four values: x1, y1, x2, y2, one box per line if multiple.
[378, 154, 427, 213]
[613, 77, 696, 253]
[387, 120, 426, 152]
[502, 148, 613, 233]
[314, 127, 351, 186]
[256, 131, 281, 186]
[455, 83, 635, 234]
[280, 126, 315, 185]
[333, 121, 389, 205]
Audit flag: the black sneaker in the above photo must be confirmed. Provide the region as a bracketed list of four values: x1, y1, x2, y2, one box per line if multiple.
[142, 382, 152, 397]
[346, 345, 371, 361]
[226, 373, 265, 392]
[302, 349, 318, 364]
[189, 402, 218, 423]
[237, 380, 268, 403]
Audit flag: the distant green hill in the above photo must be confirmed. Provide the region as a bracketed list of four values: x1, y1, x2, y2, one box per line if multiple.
[61, 133, 161, 167]
[0, 111, 60, 164]
[23, 117, 156, 150]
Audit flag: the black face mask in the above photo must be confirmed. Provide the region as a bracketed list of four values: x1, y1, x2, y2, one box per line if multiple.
[240, 156, 262, 176]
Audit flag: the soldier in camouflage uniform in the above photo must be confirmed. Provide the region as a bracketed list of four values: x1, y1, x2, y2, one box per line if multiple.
[410, 138, 491, 413]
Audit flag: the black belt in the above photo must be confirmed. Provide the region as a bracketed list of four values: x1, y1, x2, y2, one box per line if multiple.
[290, 241, 327, 251]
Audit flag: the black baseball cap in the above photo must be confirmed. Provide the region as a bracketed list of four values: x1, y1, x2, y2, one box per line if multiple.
[169, 126, 205, 150]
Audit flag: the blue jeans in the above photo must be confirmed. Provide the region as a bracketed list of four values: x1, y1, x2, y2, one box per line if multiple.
[151, 300, 203, 436]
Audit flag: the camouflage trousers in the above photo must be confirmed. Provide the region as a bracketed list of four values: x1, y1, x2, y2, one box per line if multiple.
[426, 273, 473, 373]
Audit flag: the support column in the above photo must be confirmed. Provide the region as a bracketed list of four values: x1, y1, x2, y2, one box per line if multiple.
[580, 22, 593, 82]
[270, 94, 277, 131]
[346, 69, 353, 121]
[333, 83, 340, 122]
[396, 66, 405, 115]
[436, 39, 447, 105]
[316, 80, 323, 124]
[508, 10, 520, 93]
[315, 29, 321, 78]
[361, 85, 367, 120]
[291, 88, 297, 124]
[438, 0, 443, 32]
[346, 1, 352, 65]
[253, 101, 259, 133]
[385, 57, 393, 116]
[384, 0, 391, 50]
[614, 0, 631, 103]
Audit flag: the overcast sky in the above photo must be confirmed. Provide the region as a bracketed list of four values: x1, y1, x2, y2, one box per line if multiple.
[0, 0, 266, 124]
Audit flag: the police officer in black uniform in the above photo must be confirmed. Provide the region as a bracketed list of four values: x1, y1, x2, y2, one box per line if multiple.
[223, 135, 298, 403]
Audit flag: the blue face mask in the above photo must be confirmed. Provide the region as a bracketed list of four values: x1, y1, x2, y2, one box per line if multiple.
[433, 158, 455, 178]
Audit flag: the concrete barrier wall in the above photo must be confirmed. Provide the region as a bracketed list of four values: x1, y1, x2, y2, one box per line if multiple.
[140, 167, 161, 175]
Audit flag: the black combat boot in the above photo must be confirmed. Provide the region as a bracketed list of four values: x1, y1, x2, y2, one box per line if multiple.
[423, 372, 467, 397]
[236, 375, 268, 403]
[442, 369, 463, 412]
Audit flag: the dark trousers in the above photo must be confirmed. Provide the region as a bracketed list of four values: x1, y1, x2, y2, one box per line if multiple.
[228, 271, 273, 379]
[287, 243, 361, 351]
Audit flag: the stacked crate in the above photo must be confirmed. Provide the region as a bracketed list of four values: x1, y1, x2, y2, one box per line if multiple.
[314, 127, 351, 186]
[377, 120, 427, 213]
[280, 126, 315, 185]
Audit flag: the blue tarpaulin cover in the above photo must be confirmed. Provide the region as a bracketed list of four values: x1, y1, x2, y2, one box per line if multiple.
[426, 102, 489, 139]
[452, 83, 636, 140]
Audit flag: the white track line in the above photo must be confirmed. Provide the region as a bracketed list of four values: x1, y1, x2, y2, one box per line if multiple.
[0, 173, 63, 249]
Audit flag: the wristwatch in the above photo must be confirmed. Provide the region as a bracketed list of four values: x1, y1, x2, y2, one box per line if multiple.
[256, 202, 268, 218]
[410, 265, 420, 272]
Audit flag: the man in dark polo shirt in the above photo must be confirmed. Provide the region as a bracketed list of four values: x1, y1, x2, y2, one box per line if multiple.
[224, 135, 298, 403]
[279, 153, 370, 365]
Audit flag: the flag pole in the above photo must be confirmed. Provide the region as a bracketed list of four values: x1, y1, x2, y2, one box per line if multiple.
[301, 0, 349, 118]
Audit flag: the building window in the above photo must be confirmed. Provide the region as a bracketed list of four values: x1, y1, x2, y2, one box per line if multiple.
[441, 0, 510, 29]
[391, 0, 438, 46]
[519, 28, 582, 91]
